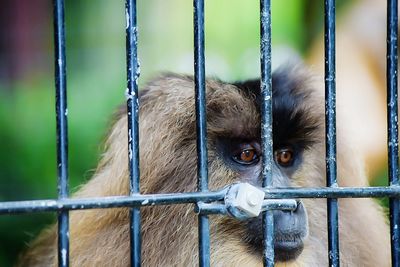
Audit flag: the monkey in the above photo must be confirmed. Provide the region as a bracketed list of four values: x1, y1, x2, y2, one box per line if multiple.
[18, 65, 390, 267]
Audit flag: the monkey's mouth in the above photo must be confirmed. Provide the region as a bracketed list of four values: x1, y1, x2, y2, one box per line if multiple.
[245, 201, 308, 262]
[274, 233, 304, 262]
[245, 229, 305, 262]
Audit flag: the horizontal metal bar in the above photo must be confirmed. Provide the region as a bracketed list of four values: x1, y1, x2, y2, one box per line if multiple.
[195, 202, 227, 215]
[0, 190, 227, 214]
[1, 186, 400, 215]
[195, 199, 297, 216]
[264, 186, 400, 198]
[261, 199, 297, 211]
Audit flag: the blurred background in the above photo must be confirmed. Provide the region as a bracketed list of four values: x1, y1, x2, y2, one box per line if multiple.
[0, 0, 390, 265]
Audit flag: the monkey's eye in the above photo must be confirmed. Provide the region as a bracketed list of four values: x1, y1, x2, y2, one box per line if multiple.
[275, 148, 294, 167]
[232, 145, 260, 165]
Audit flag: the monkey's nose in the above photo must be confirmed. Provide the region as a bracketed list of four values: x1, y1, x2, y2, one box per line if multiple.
[273, 201, 307, 234]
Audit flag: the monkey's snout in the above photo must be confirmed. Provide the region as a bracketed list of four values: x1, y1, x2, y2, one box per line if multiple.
[245, 201, 308, 262]
[273, 201, 308, 261]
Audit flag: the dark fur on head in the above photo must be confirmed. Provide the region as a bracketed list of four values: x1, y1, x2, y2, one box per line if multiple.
[234, 66, 320, 149]
[18, 65, 390, 267]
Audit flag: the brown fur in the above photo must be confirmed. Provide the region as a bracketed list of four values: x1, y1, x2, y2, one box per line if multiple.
[18, 72, 390, 266]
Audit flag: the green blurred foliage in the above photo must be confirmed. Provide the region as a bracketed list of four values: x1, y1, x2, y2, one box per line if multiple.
[0, 0, 376, 266]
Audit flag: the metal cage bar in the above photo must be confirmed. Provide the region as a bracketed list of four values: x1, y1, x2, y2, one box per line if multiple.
[387, 0, 400, 265]
[53, 0, 69, 266]
[324, 0, 339, 266]
[193, 1, 210, 266]
[2, 186, 400, 215]
[260, 0, 274, 266]
[125, 0, 141, 266]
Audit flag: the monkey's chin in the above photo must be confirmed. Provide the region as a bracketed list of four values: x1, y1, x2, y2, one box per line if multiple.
[274, 236, 304, 262]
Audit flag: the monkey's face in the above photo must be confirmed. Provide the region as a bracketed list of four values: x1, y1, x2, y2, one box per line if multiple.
[215, 139, 309, 262]
[204, 67, 321, 263]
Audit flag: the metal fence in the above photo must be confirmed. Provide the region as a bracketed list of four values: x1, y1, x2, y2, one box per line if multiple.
[0, 0, 399, 266]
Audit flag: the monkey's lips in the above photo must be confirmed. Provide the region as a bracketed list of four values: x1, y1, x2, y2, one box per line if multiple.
[274, 233, 304, 262]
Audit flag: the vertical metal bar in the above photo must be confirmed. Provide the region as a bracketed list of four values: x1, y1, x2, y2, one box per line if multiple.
[126, 1, 141, 266]
[193, 0, 210, 266]
[260, 0, 274, 266]
[387, 0, 400, 265]
[324, 0, 339, 266]
[53, 0, 69, 266]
